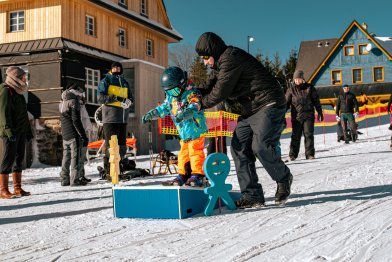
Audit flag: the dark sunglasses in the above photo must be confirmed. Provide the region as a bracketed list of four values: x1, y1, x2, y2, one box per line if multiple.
[166, 87, 182, 97]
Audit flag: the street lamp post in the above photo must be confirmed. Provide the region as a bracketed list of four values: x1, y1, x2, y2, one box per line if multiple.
[247, 36, 255, 53]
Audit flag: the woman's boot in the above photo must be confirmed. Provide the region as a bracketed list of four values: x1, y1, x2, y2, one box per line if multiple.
[0, 174, 17, 199]
[12, 172, 31, 197]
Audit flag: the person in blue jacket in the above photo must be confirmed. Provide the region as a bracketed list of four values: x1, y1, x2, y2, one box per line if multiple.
[142, 66, 208, 187]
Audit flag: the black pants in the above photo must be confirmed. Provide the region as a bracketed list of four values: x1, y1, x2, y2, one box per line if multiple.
[0, 133, 26, 174]
[103, 123, 127, 171]
[231, 105, 291, 201]
[289, 118, 315, 158]
[206, 136, 227, 155]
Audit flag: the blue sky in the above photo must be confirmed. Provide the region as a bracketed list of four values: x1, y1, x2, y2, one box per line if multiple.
[164, 0, 390, 62]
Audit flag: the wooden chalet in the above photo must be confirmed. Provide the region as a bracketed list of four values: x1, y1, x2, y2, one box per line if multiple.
[296, 20, 392, 106]
[0, 0, 182, 164]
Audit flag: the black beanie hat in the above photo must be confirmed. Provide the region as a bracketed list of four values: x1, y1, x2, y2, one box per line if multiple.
[111, 61, 122, 69]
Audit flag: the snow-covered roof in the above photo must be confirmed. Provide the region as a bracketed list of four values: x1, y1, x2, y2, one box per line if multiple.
[375, 36, 392, 56]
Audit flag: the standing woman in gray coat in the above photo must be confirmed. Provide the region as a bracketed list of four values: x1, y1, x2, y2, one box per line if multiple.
[0, 66, 33, 199]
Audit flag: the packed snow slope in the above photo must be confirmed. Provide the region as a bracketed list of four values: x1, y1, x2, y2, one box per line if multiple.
[1, 125, 392, 262]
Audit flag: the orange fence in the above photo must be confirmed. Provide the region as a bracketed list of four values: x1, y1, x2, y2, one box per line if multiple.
[158, 103, 391, 137]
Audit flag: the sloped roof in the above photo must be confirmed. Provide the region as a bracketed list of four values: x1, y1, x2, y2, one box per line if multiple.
[375, 37, 392, 55]
[296, 38, 338, 81]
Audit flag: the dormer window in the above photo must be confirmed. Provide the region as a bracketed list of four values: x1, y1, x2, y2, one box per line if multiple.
[358, 44, 369, 55]
[344, 45, 354, 56]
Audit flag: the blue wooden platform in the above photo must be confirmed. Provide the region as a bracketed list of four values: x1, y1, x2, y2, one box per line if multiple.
[113, 185, 241, 219]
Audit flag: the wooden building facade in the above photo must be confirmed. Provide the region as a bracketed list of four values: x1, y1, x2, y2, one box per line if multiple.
[0, 0, 182, 164]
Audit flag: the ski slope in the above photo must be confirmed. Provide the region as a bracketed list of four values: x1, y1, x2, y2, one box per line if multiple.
[1, 125, 391, 261]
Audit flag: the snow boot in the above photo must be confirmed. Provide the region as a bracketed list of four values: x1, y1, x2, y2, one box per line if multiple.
[275, 173, 293, 205]
[162, 175, 189, 186]
[12, 172, 30, 197]
[0, 174, 17, 199]
[185, 175, 205, 187]
[235, 195, 266, 209]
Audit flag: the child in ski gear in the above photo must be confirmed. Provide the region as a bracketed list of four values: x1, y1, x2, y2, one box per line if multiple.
[285, 70, 323, 160]
[142, 66, 208, 187]
[97, 62, 134, 181]
[335, 84, 359, 144]
[59, 83, 89, 186]
[0, 66, 33, 199]
[195, 32, 292, 207]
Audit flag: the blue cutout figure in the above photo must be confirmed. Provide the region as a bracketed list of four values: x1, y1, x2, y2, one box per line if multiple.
[203, 153, 236, 216]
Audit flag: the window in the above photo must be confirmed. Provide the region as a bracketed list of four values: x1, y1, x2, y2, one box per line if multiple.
[358, 44, 369, 55]
[85, 15, 95, 36]
[85, 68, 100, 104]
[344, 45, 354, 56]
[118, 0, 128, 7]
[373, 66, 384, 82]
[140, 0, 148, 16]
[352, 68, 362, 84]
[9, 11, 24, 32]
[331, 70, 342, 85]
[146, 38, 154, 57]
[118, 28, 126, 48]
[123, 68, 135, 115]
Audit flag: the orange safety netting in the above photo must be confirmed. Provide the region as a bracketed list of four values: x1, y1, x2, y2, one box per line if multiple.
[87, 138, 137, 149]
[158, 103, 391, 137]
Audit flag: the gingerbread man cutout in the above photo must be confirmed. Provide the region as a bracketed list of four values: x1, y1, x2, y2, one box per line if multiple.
[203, 153, 236, 216]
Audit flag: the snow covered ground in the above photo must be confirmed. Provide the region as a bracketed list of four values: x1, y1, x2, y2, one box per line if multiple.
[1, 125, 392, 261]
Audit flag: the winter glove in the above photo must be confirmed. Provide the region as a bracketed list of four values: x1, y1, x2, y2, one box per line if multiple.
[8, 135, 17, 142]
[120, 98, 133, 109]
[317, 113, 324, 122]
[354, 112, 359, 118]
[336, 115, 341, 122]
[174, 108, 194, 124]
[104, 94, 118, 104]
[142, 109, 159, 124]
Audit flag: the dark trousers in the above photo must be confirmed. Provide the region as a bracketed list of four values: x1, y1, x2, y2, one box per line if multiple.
[231, 105, 291, 200]
[103, 123, 127, 171]
[289, 118, 315, 158]
[60, 138, 81, 185]
[0, 133, 26, 174]
[341, 113, 357, 141]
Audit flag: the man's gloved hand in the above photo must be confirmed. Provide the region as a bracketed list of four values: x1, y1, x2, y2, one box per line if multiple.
[336, 115, 341, 122]
[121, 98, 133, 109]
[174, 109, 194, 124]
[8, 135, 16, 142]
[354, 112, 359, 118]
[105, 94, 117, 104]
[317, 113, 324, 122]
[142, 109, 158, 124]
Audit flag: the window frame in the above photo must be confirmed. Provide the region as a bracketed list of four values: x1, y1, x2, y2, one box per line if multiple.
[146, 38, 154, 57]
[118, 28, 127, 48]
[372, 66, 384, 82]
[140, 0, 148, 17]
[358, 44, 370, 55]
[118, 0, 128, 8]
[9, 10, 25, 32]
[344, 45, 355, 56]
[85, 68, 100, 105]
[352, 68, 363, 84]
[85, 14, 96, 37]
[331, 69, 343, 85]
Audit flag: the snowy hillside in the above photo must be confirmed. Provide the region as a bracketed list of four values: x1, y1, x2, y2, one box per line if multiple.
[1, 125, 392, 261]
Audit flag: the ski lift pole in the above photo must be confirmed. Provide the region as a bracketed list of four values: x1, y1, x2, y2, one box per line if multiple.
[148, 121, 153, 173]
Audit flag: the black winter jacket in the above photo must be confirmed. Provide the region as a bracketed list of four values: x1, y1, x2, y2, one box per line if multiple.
[335, 92, 359, 115]
[387, 94, 392, 112]
[195, 32, 285, 117]
[59, 89, 88, 142]
[285, 82, 322, 121]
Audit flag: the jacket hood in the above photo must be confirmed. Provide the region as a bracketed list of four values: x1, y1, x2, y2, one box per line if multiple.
[61, 88, 84, 101]
[195, 32, 227, 60]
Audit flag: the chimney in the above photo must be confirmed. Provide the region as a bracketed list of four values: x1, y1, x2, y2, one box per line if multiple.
[362, 22, 368, 31]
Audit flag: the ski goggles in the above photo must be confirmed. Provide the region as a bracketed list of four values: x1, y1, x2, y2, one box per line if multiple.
[166, 86, 182, 97]
[201, 55, 210, 60]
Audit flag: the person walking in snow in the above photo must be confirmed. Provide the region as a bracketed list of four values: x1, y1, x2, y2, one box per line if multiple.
[335, 85, 359, 144]
[0, 66, 33, 199]
[142, 66, 208, 187]
[59, 83, 89, 186]
[97, 62, 133, 181]
[285, 70, 324, 161]
[195, 32, 292, 207]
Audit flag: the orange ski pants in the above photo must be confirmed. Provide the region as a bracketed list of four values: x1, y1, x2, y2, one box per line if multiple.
[177, 137, 205, 176]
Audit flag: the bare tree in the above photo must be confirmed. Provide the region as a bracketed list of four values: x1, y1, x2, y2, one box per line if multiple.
[168, 43, 196, 72]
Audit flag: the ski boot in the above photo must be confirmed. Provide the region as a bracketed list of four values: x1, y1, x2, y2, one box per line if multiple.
[185, 175, 205, 187]
[162, 175, 189, 186]
[275, 173, 293, 205]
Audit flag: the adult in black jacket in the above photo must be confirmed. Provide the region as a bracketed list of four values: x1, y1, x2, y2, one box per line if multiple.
[195, 32, 292, 207]
[335, 85, 359, 143]
[59, 84, 89, 186]
[387, 94, 392, 148]
[286, 70, 323, 160]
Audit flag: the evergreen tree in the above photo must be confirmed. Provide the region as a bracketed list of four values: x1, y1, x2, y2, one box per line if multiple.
[262, 55, 273, 75]
[189, 55, 208, 86]
[283, 48, 298, 90]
